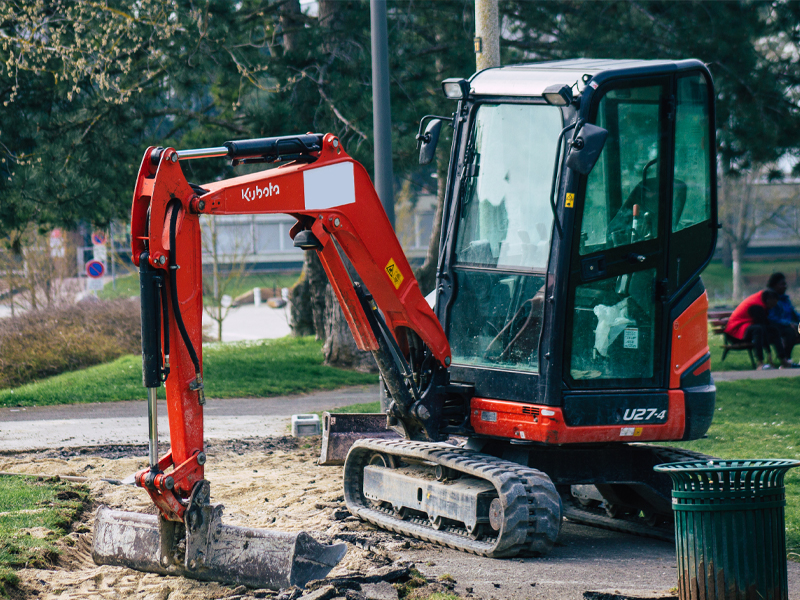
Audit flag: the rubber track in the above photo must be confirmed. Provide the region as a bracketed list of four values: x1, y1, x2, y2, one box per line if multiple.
[343, 438, 562, 558]
[562, 444, 715, 541]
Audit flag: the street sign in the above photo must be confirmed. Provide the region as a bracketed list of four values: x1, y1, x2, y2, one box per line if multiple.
[86, 278, 104, 292]
[91, 231, 107, 246]
[49, 229, 65, 258]
[86, 260, 105, 278]
[93, 244, 108, 262]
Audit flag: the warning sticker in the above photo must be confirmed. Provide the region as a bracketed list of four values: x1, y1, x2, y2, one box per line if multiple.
[620, 427, 634, 437]
[634, 427, 643, 437]
[623, 328, 639, 349]
[565, 193, 574, 208]
[385, 258, 404, 289]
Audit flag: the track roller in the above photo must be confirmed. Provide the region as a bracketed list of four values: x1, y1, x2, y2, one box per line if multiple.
[343, 438, 562, 558]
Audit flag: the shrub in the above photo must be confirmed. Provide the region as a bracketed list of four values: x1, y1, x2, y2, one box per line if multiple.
[0, 299, 141, 389]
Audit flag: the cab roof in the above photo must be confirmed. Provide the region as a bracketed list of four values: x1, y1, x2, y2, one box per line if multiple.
[468, 58, 706, 97]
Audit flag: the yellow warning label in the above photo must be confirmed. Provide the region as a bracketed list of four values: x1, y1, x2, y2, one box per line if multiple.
[385, 258, 404, 289]
[633, 427, 643, 437]
[565, 193, 575, 208]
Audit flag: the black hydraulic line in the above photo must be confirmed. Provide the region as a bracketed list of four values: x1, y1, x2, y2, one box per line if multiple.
[139, 252, 164, 389]
[223, 134, 323, 161]
[167, 202, 204, 402]
[159, 280, 170, 381]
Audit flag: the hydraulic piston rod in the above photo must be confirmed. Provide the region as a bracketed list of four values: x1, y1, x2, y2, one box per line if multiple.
[147, 388, 158, 468]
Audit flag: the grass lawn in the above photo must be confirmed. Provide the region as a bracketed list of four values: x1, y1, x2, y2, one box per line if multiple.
[673, 377, 800, 557]
[702, 259, 800, 306]
[98, 271, 301, 302]
[0, 476, 90, 594]
[0, 337, 377, 407]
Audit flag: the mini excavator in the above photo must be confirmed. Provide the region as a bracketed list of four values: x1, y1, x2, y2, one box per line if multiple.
[93, 59, 718, 586]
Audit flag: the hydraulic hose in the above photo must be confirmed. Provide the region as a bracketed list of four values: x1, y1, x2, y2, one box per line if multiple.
[159, 280, 170, 380]
[167, 201, 204, 403]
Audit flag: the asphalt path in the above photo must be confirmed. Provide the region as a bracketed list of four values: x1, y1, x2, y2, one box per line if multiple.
[0, 385, 378, 451]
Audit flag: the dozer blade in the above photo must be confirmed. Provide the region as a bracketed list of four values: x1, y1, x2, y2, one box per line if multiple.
[92, 506, 347, 590]
[319, 412, 401, 465]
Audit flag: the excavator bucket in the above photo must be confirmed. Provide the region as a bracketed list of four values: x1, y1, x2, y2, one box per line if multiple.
[319, 412, 401, 465]
[93, 506, 347, 590]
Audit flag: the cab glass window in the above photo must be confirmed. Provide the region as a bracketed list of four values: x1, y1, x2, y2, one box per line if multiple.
[455, 104, 563, 270]
[673, 74, 711, 232]
[580, 86, 663, 255]
[448, 103, 562, 373]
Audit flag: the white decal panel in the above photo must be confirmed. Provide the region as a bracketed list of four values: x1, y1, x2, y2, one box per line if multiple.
[303, 162, 356, 209]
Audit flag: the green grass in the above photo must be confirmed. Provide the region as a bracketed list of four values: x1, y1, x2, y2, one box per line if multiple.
[708, 330, 759, 371]
[331, 401, 381, 413]
[98, 271, 301, 302]
[96, 271, 140, 300]
[0, 476, 90, 595]
[702, 259, 800, 305]
[0, 337, 376, 407]
[673, 378, 800, 556]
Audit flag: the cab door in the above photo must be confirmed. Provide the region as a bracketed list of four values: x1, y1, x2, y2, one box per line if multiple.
[564, 78, 672, 390]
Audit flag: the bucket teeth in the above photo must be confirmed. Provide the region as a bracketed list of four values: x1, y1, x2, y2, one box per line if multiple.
[92, 506, 347, 589]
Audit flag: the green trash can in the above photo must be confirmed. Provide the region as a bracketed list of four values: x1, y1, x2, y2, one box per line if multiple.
[655, 459, 799, 600]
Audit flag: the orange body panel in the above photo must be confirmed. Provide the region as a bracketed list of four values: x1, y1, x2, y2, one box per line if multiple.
[669, 292, 711, 388]
[470, 391, 686, 444]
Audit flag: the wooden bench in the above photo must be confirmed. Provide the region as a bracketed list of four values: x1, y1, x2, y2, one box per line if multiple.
[708, 309, 756, 368]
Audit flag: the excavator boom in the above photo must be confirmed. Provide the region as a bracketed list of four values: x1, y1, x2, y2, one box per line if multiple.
[94, 132, 456, 587]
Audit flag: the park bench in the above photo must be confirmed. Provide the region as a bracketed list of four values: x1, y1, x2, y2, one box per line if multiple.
[708, 308, 756, 369]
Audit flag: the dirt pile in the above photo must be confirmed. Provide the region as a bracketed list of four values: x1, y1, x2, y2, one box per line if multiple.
[1, 436, 453, 600]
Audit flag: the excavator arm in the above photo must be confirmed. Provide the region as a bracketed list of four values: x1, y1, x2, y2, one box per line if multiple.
[128, 133, 452, 520]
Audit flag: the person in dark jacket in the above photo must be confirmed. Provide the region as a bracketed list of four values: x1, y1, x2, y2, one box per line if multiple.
[767, 272, 800, 367]
[724, 288, 784, 370]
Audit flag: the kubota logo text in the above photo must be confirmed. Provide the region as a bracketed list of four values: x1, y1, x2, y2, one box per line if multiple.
[242, 183, 280, 202]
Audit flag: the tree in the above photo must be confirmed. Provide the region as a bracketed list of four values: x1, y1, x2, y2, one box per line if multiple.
[200, 215, 251, 341]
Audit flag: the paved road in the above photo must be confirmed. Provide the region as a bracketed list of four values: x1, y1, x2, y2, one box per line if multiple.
[3, 365, 799, 451]
[202, 302, 292, 342]
[0, 385, 378, 451]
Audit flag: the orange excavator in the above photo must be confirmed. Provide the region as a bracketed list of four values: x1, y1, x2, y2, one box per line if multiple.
[93, 59, 717, 587]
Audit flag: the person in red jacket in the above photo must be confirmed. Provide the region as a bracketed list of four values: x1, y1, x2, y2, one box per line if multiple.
[725, 288, 784, 369]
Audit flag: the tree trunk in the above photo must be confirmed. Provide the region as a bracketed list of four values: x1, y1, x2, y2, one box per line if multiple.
[279, 0, 302, 53]
[306, 250, 328, 339]
[289, 250, 330, 339]
[732, 242, 745, 302]
[289, 276, 315, 336]
[322, 283, 377, 372]
[720, 237, 733, 269]
[414, 152, 448, 295]
[414, 31, 448, 297]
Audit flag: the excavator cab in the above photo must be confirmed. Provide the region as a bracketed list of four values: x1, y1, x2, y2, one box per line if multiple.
[432, 59, 716, 444]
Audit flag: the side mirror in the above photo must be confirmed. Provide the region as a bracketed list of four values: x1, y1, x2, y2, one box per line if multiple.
[418, 119, 443, 165]
[566, 123, 608, 175]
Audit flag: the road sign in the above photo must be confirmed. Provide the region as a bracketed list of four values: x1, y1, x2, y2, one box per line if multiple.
[93, 244, 108, 262]
[49, 228, 65, 258]
[86, 260, 105, 278]
[86, 277, 104, 292]
[91, 231, 107, 246]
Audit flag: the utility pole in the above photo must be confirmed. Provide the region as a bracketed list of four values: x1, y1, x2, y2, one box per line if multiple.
[370, 0, 395, 228]
[474, 0, 500, 71]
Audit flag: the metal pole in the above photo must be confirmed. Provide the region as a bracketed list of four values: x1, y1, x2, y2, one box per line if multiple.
[370, 0, 395, 228]
[475, 0, 501, 71]
[147, 388, 158, 468]
[110, 222, 116, 291]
